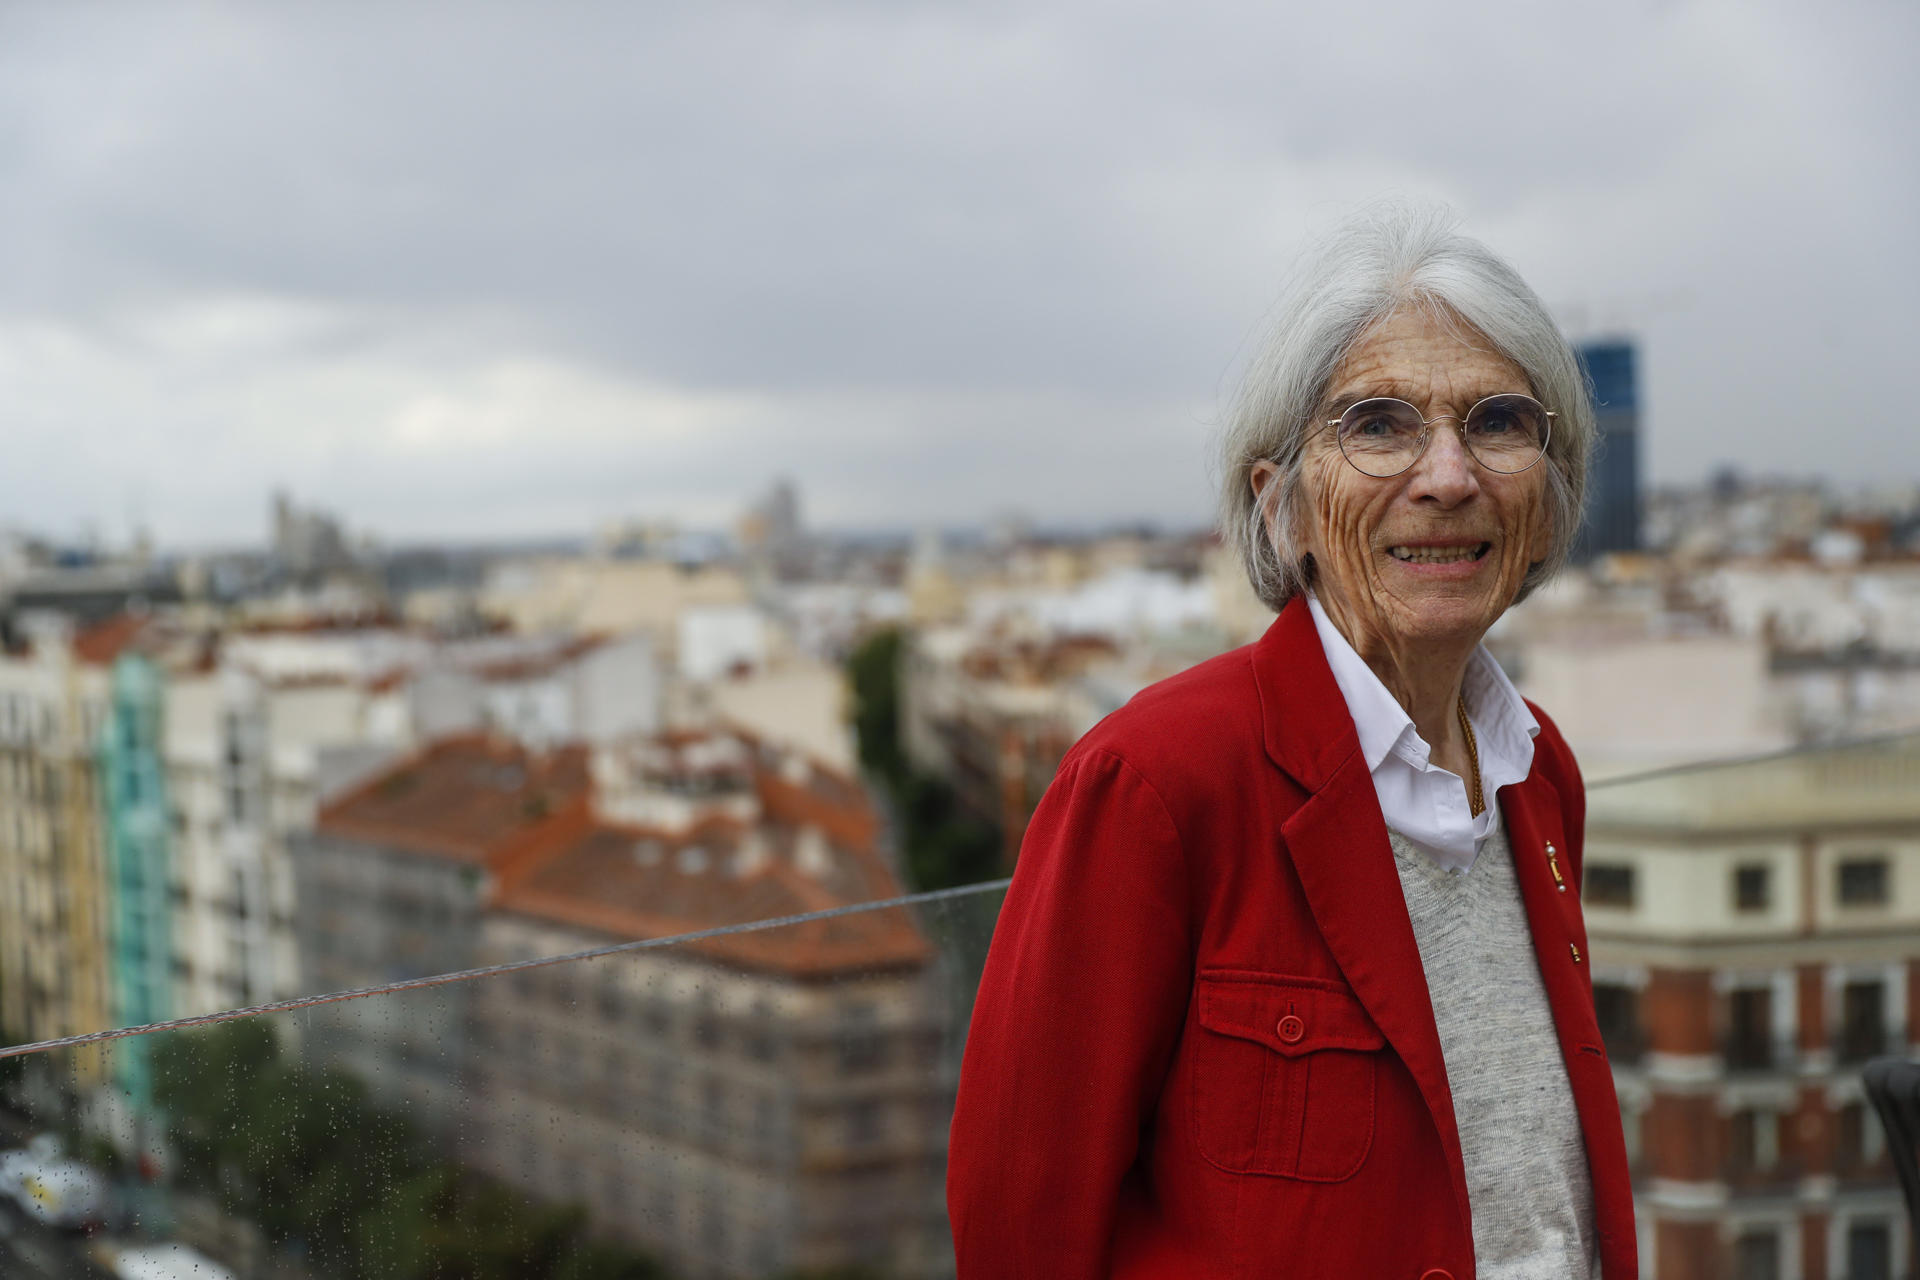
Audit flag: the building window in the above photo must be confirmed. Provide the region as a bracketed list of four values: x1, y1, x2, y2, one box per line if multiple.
[1725, 987, 1774, 1071]
[640, 997, 669, 1040]
[745, 999, 776, 1061]
[1728, 1108, 1778, 1174]
[847, 1098, 882, 1146]
[703, 1077, 727, 1143]
[1836, 1101, 1887, 1170]
[652, 1062, 678, 1133]
[1837, 857, 1890, 907]
[837, 1002, 886, 1073]
[1592, 982, 1643, 1064]
[754, 1093, 779, 1155]
[1731, 1228, 1781, 1280]
[1734, 864, 1770, 912]
[692, 994, 720, 1050]
[1839, 980, 1888, 1063]
[1585, 863, 1635, 908]
[1847, 1220, 1892, 1280]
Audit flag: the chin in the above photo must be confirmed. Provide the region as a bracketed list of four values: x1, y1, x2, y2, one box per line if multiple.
[1384, 592, 1505, 646]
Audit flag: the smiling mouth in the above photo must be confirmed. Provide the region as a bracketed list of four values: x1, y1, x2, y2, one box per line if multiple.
[1387, 542, 1492, 564]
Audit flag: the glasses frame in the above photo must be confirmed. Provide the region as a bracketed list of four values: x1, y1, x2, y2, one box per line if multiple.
[1325, 393, 1555, 479]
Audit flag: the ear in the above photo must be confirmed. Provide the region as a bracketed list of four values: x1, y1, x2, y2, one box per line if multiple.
[1249, 462, 1282, 543]
[1527, 504, 1554, 564]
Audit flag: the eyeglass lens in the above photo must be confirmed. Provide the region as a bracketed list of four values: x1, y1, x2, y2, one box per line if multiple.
[1336, 394, 1550, 478]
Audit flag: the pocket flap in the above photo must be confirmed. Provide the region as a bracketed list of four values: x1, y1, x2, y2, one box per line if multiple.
[1197, 970, 1387, 1058]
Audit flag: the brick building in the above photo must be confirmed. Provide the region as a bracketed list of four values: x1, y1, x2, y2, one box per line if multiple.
[1583, 733, 1920, 1279]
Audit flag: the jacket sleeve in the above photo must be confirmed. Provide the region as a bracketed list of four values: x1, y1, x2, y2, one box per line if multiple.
[947, 745, 1195, 1279]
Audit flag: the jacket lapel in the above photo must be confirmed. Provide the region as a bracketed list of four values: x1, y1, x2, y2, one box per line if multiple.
[1502, 777, 1639, 1278]
[1253, 599, 1476, 1242]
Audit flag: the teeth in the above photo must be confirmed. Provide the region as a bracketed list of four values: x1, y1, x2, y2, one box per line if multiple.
[1389, 544, 1485, 564]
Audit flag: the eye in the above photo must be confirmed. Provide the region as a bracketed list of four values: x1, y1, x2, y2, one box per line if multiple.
[1473, 410, 1520, 437]
[1340, 400, 1420, 442]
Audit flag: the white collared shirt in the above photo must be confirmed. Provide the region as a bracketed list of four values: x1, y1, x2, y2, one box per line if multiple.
[1306, 592, 1539, 874]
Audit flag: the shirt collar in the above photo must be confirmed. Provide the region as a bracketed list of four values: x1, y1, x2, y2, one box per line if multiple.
[1305, 590, 1539, 782]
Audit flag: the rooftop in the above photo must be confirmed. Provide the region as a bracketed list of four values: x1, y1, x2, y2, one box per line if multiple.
[1585, 731, 1920, 835]
[315, 733, 592, 865]
[497, 816, 927, 977]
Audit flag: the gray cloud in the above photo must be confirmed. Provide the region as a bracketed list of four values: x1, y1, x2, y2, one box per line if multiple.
[2, 0, 1915, 546]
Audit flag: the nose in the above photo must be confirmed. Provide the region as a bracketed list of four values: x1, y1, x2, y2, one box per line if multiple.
[1407, 421, 1480, 507]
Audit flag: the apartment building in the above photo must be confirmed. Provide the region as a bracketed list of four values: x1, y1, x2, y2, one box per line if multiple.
[0, 616, 120, 1090]
[298, 723, 952, 1278]
[900, 621, 1234, 867]
[471, 773, 948, 1279]
[290, 733, 593, 1139]
[100, 652, 173, 1114]
[900, 627, 1118, 868]
[1583, 733, 1920, 1280]
[166, 625, 656, 1018]
[163, 662, 413, 1017]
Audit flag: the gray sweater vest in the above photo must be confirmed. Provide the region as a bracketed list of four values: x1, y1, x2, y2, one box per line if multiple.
[1388, 825, 1601, 1279]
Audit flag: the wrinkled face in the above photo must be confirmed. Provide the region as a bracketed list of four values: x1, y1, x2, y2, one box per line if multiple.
[1289, 304, 1553, 651]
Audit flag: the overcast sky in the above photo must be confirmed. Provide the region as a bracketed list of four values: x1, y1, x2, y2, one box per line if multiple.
[3, 0, 1915, 549]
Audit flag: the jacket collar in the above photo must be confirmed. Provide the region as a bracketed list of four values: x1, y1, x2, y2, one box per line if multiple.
[1251, 593, 1361, 793]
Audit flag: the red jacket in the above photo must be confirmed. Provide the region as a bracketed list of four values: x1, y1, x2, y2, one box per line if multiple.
[948, 597, 1637, 1279]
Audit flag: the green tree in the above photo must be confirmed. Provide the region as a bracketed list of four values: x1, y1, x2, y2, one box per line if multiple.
[846, 628, 1003, 891]
[846, 628, 906, 784]
[153, 1021, 667, 1280]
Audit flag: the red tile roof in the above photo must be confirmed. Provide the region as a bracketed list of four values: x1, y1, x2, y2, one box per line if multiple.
[469, 635, 607, 683]
[315, 733, 592, 867]
[494, 815, 929, 978]
[317, 727, 922, 977]
[73, 614, 151, 666]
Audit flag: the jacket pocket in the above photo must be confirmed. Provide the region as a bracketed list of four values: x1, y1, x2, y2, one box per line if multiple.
[1190, 970, 1386, 1180]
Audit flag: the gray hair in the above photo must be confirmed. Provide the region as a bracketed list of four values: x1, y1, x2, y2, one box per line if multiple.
[1217, 202, 1592, 613]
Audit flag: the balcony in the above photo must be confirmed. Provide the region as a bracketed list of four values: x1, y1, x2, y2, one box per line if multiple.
[1721, 1033, 1793, 1075]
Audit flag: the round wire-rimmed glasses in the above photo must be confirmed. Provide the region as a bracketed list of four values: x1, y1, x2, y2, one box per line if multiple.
[1327, 393, 1554, 478]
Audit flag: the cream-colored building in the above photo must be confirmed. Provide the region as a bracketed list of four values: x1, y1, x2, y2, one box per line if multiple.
[1581, 734, 1920, 1279]
[0, 620, 115, 1085]
[162, 664, 413, 1017]
[479, 557, 750, 651]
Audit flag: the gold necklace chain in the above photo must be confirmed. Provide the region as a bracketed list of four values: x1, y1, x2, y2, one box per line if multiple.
[1457, 694, 1485, 818]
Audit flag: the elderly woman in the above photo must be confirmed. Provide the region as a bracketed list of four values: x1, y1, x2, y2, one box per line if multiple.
[947, 207, 1636, 1280]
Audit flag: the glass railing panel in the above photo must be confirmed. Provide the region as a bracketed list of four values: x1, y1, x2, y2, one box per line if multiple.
[4, 734, 1918, 1280]
[0, 885, 1005, 1280]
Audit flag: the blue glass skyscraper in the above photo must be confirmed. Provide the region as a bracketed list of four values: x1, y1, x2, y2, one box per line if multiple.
[1574, 339, 1642, 561]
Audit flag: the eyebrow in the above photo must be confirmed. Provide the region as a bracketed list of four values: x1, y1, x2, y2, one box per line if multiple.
[1319, 383, 1532, 420]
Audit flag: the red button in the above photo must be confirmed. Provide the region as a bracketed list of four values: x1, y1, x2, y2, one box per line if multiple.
[1276, 1014, 1305, 1043]
[1418, 1270, 1456, 1280]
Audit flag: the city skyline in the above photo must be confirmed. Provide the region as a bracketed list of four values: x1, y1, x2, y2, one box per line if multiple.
[4, 2, 1916, 549]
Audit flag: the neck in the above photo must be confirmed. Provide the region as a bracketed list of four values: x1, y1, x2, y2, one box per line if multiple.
[1312, 588, 1478, 762]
